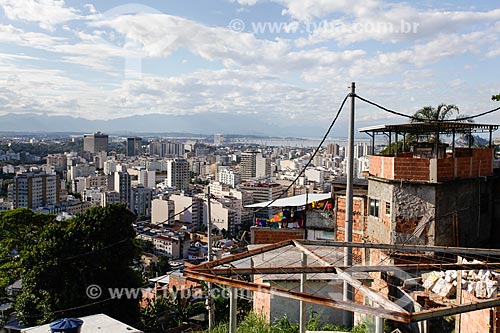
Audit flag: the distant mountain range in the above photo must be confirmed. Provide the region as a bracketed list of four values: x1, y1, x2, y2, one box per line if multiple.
[0, 112, 333, 137]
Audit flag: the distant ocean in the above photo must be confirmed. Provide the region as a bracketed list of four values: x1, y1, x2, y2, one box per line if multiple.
[229, 137, 371, 147]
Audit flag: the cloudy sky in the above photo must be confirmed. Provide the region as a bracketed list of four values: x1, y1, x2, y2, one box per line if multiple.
[0, 0, 499, 133]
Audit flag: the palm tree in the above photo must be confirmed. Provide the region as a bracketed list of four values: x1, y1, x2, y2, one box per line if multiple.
[411, 104, 460, 123]
[410, 104, 475, 146]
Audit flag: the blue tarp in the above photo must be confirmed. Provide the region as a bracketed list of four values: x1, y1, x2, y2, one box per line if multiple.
[49, 318, 83, 332]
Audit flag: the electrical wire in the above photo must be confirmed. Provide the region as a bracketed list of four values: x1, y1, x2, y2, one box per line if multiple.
[355, 94, 420, 121]
[254, 93, 350, 213]
[18, 281, 152, 320]
[355, 94, 500, 122]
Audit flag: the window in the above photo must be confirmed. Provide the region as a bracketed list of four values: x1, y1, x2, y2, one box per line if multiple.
[385, 202, 391, 215]
[369, 198, 379, 217]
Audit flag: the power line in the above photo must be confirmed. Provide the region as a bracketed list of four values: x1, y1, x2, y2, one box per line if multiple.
[355, 94, 419, 121]
[254, 93, 350, 213]
[18, 281, 152, 320]
[355, 94, 500, 122]
[454, 105, 500, 121]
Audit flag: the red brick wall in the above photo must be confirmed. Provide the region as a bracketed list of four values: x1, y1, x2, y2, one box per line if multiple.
[335, 197, 365, 232]
[459, 290, 499, 333]
[169, 273, 202, 292]
[335, 196, 366, 262]
[369, 156, 394, 179]
[251, 227, 305, 244]
[438, 148, 493, 181]
[370, 148, 493, 182]
[437, 158, 454, 181]
[393, 157, 429, 181]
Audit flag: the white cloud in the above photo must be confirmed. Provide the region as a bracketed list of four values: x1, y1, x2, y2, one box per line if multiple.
[296, 7, 500, 46]
[231, 0, 379, 21]
[347, 31, 489, 78]
[93, 13, 365, 75]
[0, 0, 81, 31]
[84, 3, 96, 14]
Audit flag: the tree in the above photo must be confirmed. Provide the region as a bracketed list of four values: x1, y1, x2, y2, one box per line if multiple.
[410, 104, 472, 145]
[8, 204, 142, 326]
[411, 104, 460, 123]
[492, 94, 500, 101]
[140, 286, 205, 331]
[152, 255, 171, 276]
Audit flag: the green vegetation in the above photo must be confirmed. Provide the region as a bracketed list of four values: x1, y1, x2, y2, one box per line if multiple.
[379, 141, 408, 155]
[0, 205, 141, 326]
[207, 312, 372, 333]
[0, 140, 83, 157]
[141, 285, 205, 331]
[411, 104, 460, 122]
[492, 93, 500, 101]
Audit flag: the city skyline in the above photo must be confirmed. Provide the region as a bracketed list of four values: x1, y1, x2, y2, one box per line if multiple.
[0, 0, 499, 136]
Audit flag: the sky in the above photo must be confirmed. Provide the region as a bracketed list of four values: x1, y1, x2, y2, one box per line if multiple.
[0, 0, 499, 134]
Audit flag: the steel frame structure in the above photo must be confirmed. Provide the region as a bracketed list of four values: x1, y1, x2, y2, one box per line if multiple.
[184, 239, 500, 323]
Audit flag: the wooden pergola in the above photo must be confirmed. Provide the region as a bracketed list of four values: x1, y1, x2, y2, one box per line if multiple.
[184, 239, 500, 332]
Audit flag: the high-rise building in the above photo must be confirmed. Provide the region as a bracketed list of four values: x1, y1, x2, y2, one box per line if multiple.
[114, 171, 131, 206]
[126, 137, 142, 156]
[170, 194, 204, 226]
[13, 171, 60, 209]
[101, 191, 121, 207]
[326, 143, 340, 156]
[46, 153, 67, 172]
[353, 143, 372, 159]
[149, 141, 184, 158]
[152, 198, 175, 224]
[240, 152, 270, 181]
[138, 170, 156, 188]
[239, 182, 283, 219]
[218, 169, 240, 188]
[83, 132, 108, 154]
[166, 158, 190, 191]
[214, 134, 224, 146]
[131, 185, 153, 217]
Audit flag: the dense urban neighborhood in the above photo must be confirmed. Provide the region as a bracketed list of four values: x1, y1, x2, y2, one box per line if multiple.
[2, 0, 500, 332]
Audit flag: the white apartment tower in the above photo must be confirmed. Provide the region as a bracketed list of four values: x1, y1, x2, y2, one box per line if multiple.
[218, 169, 240, 188]
[138, 170, 156, 188]
[13, 172, 60, 209]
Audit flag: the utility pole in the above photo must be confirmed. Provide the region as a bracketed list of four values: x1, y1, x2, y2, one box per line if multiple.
[343, 82, 355, 328]
[207, 186, 215, 332]
[299, 252, 307, 333]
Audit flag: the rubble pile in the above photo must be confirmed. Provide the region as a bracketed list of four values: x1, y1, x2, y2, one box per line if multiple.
[422, 260, 499, 299]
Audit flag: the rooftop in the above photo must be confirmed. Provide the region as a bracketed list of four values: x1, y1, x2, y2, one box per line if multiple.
[359, 121, 499, 136]
[22, 314, 142, 333]
[245, 193, 331, 208]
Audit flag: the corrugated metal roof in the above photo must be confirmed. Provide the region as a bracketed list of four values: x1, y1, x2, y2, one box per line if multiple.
[245, 193, 331, 208]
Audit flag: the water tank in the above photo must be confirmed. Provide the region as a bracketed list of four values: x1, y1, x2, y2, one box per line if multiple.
[49, 318, 84, 333]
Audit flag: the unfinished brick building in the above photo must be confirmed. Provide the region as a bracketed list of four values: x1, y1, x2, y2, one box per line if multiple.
[360, 121, 500, 249]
